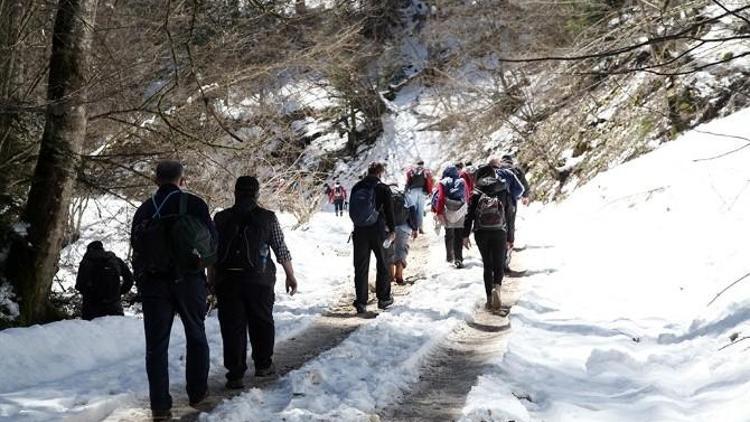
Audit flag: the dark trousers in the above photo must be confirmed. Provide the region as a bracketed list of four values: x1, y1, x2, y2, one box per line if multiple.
[216, 273, 275, 380]
[444, 228, 464, 263]
[474, 230, 507, 299]
[140, 274, 209, 411]
[81, 300, 124, 321]
[334, 199, 345, 216]
[353, 225, 391, 306]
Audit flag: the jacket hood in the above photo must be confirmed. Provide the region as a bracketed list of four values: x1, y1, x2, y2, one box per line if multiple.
[442, 166, 459, 180]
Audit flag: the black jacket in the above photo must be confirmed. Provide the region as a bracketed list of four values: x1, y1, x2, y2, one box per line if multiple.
[75, 249, 133, 300]
[350, 175, 396, 233]
[463, 187, 514, 243]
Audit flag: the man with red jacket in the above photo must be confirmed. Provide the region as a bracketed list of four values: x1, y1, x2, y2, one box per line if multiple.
[405, 159, 434, 234]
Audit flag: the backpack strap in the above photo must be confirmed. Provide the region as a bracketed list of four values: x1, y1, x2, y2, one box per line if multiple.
[151, 189, 181, 219]
[179, 191, 188, 216]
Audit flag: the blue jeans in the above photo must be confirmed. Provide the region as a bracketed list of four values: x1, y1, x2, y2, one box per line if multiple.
[407, 189, 427, 230]
[139, 273, 209, 411]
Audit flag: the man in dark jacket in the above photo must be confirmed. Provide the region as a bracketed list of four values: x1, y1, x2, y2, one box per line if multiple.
[130, 160, 216, 419]
[349, 162, 396, 314]
[463, 165, 514, 311]
[210, 176, 298, 390]
[75, 241, 133, 320]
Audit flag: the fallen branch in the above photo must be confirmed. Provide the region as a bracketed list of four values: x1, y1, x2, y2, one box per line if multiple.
[719, 335, 750, 351]
[707, 271, 750, 307]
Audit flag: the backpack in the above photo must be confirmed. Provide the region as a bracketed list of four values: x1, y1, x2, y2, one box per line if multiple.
[132, 191, 217, 275]
[333, 186, 345, 200]
[349, 181, 379, 227]
[475, 193, 506, 231]
[444, 198, 468, 226]
[216, 208, 273, 274]
[409, 168, 426, 189]
[391, 189, 410, 226]
[80, 251, 122, 304]
[442, 176, 465, 202]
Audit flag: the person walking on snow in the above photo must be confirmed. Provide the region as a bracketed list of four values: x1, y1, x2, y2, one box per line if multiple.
[432, 165, 469, 268]
[75, 241, 133, 320]
[489, 155, 528, 270]
[386, 185, 419, 285]
[405, 159, 434, 234]
[331, 181, 348, 217]
[463, 165, 514, 311]
[130, 160, 217, 419]
[211, 176, 298, 390]
[349, 162, 396, 315]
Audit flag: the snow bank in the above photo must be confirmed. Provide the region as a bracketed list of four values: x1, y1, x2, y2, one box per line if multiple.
[461, 107, 750, 421]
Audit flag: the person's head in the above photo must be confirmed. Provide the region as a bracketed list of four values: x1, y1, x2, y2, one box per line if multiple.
[155, 160, 185, 187]
[235, 176, 260, 202]
[416, 159, 424, 168]
[501, 154, 514, 165]
[475, 165, 498, 193]
[488, 157, 502, 169]
[334, 180, 340, 187]
[442, 165, 459, 179]
[368, 161, 387, 179]
[455, 162, 464, 170]
[86, 241, 104, 252]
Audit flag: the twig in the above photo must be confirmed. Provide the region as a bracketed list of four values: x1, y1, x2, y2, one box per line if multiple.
[707, 271, 750, 306]
[719, 335, 750, 351]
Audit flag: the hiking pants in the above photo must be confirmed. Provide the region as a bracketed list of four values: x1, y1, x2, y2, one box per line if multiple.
[407, 189, 427, 230]
[139, 273, 209, 412]
[353, 225, 392, 306]
[474, 230, 507, 299]
[444, 227, 464, 263]
[334, 199, 345, 216]
[216, 273, 275, 380]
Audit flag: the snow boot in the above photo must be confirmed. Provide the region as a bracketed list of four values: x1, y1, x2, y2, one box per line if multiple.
[490, 285, 502, 310]
[189, 390, 208, 408]
[225, 378, 244, 390]
[151, 408, 172, 421]
[255, 363, 277, 378]
[378, 296, 394, 310]
[454, 260, 464, 269]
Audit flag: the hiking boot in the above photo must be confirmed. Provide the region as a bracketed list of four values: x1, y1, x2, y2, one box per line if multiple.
[255, 363, 276, 378]
[395, 278, 406, 286]
[355, 303, 367, 314]
[151, 408, 172, 421]
[490, 285, 502, 310]
[378, 296, 394, 310]
[225, 378, 245, 390]
[188, 390, 208, 408]
[485, 300, 492, 311]
[454, 260, 464, 269]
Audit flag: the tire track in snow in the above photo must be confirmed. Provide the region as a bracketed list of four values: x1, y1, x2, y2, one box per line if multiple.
[105, 236, 432, 421]
[380, 259, 524, 422]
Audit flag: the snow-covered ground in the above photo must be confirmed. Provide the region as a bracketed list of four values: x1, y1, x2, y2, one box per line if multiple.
[0, 211, 353, 421]
[460, 107, 750, 421]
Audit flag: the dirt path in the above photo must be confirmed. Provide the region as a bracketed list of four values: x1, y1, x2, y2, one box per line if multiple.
[380, 262, 524, 422]
[105, 236, 432, 421]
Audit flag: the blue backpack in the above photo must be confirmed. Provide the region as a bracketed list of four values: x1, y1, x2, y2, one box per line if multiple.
[349, 181, 380, 227]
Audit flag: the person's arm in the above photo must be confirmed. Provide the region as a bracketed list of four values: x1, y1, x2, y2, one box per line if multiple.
[75, 260, 88, 293]
[504, 192, 515, 244]
[434, 184, 446, 216]
[425, 170, 434, 194]
[118, 257, 134, 295]
[195, 196, 218, 242]
[343, 187, 348, 201]
[268, 214, 297, 295]
[463, 193, 478, 239]
[515, 167, 530, 198]
[378, 184, 396, 233]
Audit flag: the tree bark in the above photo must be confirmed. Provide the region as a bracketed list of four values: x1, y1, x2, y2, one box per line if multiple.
[7, 0, 98, 325]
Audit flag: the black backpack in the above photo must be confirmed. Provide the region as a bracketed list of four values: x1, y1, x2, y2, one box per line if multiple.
[349, 181, 379, 227]
[216, 208, 274, 275]
[391, 189, 410, 226]
[79, 251, 122, 304]
[132, 191, 217, 276]
[409, 168, 426, 189]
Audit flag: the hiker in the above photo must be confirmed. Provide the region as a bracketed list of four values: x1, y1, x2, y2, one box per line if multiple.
[331, 181, 348, 217]
[75, 241, 133, 320]
[349, 161, 396, 314]
[459, 162, 476, 195]
[130, 160, 217, 419]
[211, 176, 298, 390]
[387, 185, 418, 285]
[489, 155, 528, 269]
[463, 165, 514, 311]
[433, 165, 469, 268]
[405, 159, 434, 234]
[323, 183, 332, 203]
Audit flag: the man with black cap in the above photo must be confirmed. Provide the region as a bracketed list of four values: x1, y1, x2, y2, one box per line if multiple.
[75, 240, 133, 320]
[211, 176, 298, 390]
[130, 160, 216, 419]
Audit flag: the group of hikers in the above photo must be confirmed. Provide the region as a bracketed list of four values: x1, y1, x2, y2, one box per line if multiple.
[73, 154, 529, 419]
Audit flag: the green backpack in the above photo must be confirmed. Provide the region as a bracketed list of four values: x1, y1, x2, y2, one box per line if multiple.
[170, 193, 217, 272]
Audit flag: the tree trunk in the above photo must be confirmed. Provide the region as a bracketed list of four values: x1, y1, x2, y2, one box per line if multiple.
[295, 0, 306, 15]
[7, 0, 98, 325]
